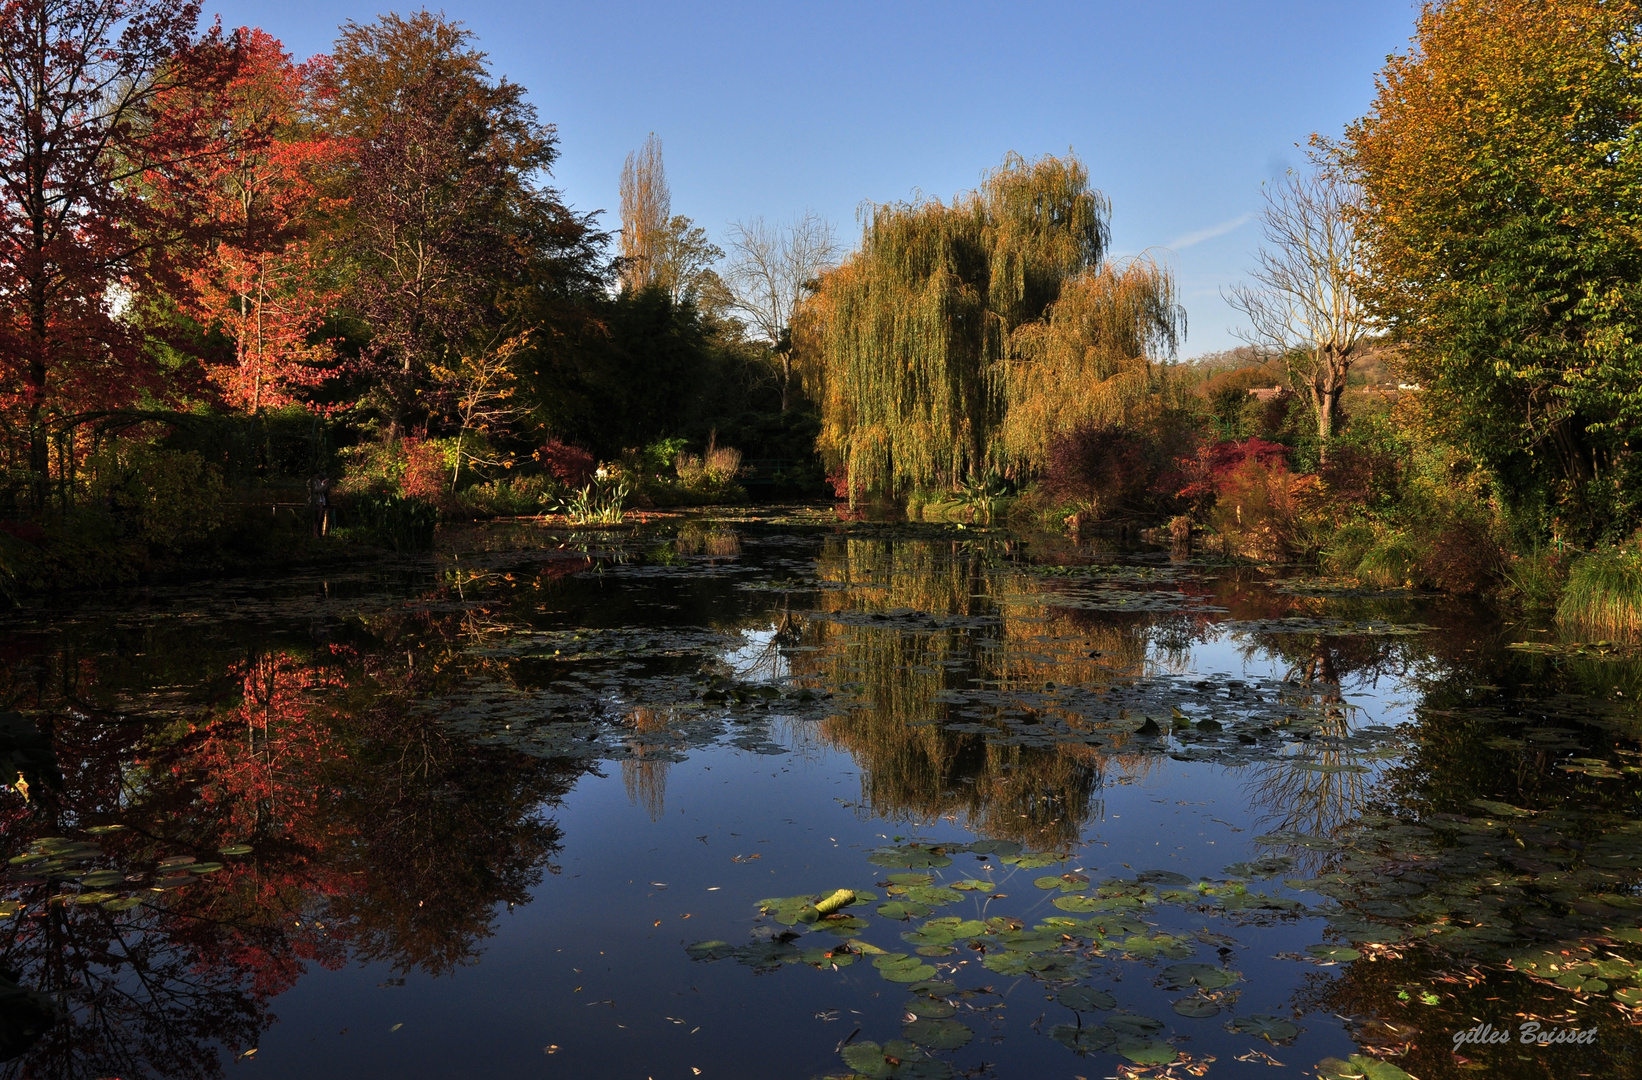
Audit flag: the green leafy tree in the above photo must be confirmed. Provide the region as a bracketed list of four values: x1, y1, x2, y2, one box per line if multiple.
[1344, 0, 1642, 538]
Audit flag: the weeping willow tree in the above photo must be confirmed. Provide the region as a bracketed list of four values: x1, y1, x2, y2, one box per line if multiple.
[801, 152, 1182, 500]
[992, 256, 1186, 473]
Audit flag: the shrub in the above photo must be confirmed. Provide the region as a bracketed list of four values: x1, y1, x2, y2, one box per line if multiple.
[458, 475, 557, 518]
[397, 438, 450, 503]
[90, 446, 227, 553]
[1558, 545, 1642, 636]
[1207, 456, 1313, 561]
[538, 438, 596, 489]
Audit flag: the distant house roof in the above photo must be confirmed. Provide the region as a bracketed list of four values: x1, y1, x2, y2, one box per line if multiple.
[1247, 386, 1284, 402]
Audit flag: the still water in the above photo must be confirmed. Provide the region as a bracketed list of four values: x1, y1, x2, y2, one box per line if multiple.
[0, 513, 1637, 1079]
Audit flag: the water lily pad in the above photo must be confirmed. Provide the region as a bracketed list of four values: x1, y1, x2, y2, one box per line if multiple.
[1230, 1013, 1300, 1042]
[685, 940, 737, 961]
[1306, 944, 1361, 963]
[1161, 963, 1240, 990]
[878, 901, 934, 920]
[1048, 1022, 1117, 1054]
[905, 998, 956, 1019]
[100, 896, 142, 912]
[869, 845, 954, 869]
[1117, 1039, 1177, 1065]
[1001, 851, 1067, 869]
[1107, 1013, 1165, 1038]
[80, 871, 124, 887]
[188, 862, 223, 875]
[156, 855, 196, 869]
[902, 1017, 972, 1050]
[1172, 997, 1221, 1018]
[1058, 986, 1116, 1012]
[874, 953, 939, 983]
[1316, 1055, 1413, 1080]
[841, 1039, 953, 1080]
[218, 844, 253, 856]
[886, 873, 935, 886]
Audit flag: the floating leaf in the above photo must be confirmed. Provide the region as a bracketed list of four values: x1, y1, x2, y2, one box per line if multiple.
[218, 845, 253, 856]
[100, 896, 142, 912]
[80, 871, 124, 887]
[1316, 1055, 1413, 1080]
[886, 873, 934, 887]
[1161, 962, 1240, 990]
[878, 901, 933, 920]
[902, 1017, 972, 1050]
[1117, 1040, 1176, 1065]
[685, 940, 737, 962]
[1058, 986, 1116, 1012]
[1172, 997, 1220, 1018]
[1230, 1014, 1300, 1042]
[1306, 944, 1360, 963]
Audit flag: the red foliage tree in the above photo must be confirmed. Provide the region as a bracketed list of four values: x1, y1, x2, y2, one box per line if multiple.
[0, 0, 221, 505]
[152, 28, 344, 413]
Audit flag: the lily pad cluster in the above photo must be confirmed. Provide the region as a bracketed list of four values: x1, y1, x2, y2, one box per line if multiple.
[5, 829, 251, 915]
[687, 841, 1333, 1074]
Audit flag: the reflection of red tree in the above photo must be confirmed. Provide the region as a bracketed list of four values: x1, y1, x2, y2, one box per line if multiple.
[0, 642, 579, 1078]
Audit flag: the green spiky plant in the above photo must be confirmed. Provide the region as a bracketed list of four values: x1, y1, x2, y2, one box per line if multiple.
[1557, 545, 1642, 636]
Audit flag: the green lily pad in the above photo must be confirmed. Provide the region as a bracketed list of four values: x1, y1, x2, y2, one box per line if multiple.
[79, 871, 124, 887]
[1051, 895, 1102, 912]
[905, 998, 957, 1019]
[100, 896, 142, 912]
[902, 1017, 972, 1050]
[886, 873, 935, 886]
[1117, 1039, 1177, 1065]
[869, 845, 954, 869]
[840, 1039, 953, 1080]
[1107, 1013, 1165, 1038]
[1161, 962, 1240, 990]
[188, 862, 223, 875]
[1306, 944, 1361, 963]
[218, 844, 253, 856]
[1058, 986, 1116, 1012]
[874, 953, 939, 983]
[1172, 997, 1221, 1018]
[1230, 1013, 1300, 1042]
[1316, 1055, 1414, 1080]
[685, 940, 737, 961]
[878, 901, 934, 920]
[1001, 851, 1067, 869]
[1048, 1022, 1117, 1054]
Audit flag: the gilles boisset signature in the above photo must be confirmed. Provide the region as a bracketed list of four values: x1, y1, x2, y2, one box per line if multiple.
[1452, 1022, 1598, 1049]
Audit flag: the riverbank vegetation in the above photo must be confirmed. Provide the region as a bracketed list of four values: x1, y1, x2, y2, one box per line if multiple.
[4, 0, 1641, 620]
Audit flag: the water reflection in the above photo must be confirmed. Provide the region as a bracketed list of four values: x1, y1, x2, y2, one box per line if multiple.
[0, 522, 1639, 1078]
[0, 641, 582, 1079]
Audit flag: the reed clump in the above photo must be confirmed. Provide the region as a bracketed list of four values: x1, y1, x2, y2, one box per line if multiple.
[1558, 545, 1642, 636]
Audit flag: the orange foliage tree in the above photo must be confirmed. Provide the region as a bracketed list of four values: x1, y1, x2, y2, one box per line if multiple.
[153, 28, 344, 413]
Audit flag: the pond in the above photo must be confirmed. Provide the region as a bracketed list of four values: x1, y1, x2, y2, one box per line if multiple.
[0, 512, 1637, 1079]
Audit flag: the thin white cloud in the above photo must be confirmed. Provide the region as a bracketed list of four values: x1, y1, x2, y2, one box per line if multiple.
[1167, 212, 1254, 251]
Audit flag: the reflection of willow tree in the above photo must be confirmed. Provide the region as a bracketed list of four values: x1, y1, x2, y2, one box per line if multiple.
[793, 537, 1159, 847]
[0, 645, 583, 1078]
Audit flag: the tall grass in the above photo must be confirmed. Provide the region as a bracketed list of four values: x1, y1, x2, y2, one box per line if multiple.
[1557, 546, 1642, 636]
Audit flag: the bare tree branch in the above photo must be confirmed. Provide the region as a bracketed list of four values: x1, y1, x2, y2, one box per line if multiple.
[723, 211, 838, 411]
[1225, 168, 1370, 457]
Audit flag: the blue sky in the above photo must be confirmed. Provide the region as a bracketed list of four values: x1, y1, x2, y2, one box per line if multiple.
[204, 1, 1421, 356]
